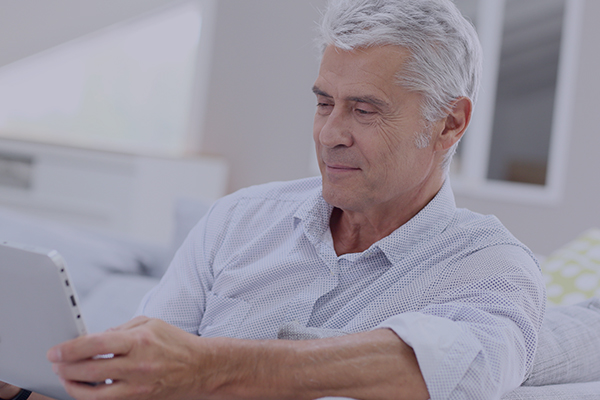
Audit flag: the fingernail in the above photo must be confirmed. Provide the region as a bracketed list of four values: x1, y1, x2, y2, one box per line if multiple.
[47, 347, 62, 362]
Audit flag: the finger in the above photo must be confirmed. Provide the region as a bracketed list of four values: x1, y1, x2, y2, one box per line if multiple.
[48, 331, 133, 363]
[53, 357, 119, 385]
[106, 316, 151, 332]
[62, 377, 131, 400]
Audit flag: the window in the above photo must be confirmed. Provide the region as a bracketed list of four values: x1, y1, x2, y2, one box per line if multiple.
[0, 0, 215, 157]
[452, 0, 583, 204]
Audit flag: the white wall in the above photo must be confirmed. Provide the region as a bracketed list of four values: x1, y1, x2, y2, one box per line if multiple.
[455, 0, 600, 255]
[0, 0, 325, 195]
[0, 0, 177, 67]
[200, 0, 325, 193]
[201, 0, 600, 256]
[1, 0, 599, 255]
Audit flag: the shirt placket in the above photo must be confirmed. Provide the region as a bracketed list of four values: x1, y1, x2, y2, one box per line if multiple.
[282, 239, 340, 326]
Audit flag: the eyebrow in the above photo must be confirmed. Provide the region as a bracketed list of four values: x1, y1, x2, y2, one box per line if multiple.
[312, 85, 390, 111]
[312, 86, 332, 99]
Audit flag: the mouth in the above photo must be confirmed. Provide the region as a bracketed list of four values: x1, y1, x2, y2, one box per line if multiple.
[324, 163, 361, 174]
[327, 164, 359, 170]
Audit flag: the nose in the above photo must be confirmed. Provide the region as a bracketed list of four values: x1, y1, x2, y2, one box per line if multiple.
[315, 107, 354, 149]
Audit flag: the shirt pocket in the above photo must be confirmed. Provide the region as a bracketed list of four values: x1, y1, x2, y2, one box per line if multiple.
[198, 291, 251, 338]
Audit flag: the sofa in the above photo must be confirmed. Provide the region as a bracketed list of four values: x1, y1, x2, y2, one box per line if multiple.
[1, 203, 599, 399]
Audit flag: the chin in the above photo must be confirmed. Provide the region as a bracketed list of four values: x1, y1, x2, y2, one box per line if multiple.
[321, 183, 361, 210]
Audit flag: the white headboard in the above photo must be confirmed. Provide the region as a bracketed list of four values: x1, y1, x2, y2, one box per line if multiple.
[0, 139, 228, 245]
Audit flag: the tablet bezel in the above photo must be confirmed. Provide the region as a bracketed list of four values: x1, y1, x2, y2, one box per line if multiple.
[0, 241, 87, 400]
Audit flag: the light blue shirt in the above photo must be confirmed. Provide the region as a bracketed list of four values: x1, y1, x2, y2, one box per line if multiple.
[138, 177, 545, 400]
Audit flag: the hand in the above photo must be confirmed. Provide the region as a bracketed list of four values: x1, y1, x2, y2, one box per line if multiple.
[0, 381, 21, 400]
[47, 316, 213, 400]
[48, 317, 428, 400]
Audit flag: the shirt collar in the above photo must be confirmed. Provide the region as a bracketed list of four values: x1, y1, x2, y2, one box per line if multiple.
[294, 181, 333, 246]
[294, 178, 457, 263]
[376, 179, 456, 265]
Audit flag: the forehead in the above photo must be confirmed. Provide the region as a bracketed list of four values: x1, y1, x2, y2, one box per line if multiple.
[315, 45, 411, 98]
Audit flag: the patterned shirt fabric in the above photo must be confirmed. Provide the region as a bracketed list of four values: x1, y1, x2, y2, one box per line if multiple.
[137, 177, 546, 400]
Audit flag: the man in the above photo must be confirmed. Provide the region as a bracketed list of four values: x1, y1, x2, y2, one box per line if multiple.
[0, 0, 545, 399]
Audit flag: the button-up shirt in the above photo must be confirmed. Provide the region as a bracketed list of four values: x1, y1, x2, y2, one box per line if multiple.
[137, 177, 545, 399]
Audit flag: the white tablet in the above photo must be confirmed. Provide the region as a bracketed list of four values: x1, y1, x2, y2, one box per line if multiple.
[0, 241, 87, 400]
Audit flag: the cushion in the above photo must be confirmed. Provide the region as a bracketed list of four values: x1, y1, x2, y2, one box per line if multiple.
[502, 381, 600, 400]
[146, 196, 212, 278]
[0, 206, 167, 297]
[172, 197, 211, 251]
[80, 274, 160, 333]
[523, 298, 600, 386]
[541, 229, 600, 305]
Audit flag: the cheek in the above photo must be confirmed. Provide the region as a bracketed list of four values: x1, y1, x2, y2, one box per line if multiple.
[372, 125, 408, 160]
[367, 128, 426, 178]
[313, 115, 324, 143]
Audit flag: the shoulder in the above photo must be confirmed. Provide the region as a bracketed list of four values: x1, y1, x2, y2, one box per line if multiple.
[440, 208, 542, 282]
[231, 176, 322, 202]
[449, 207, 528, 250]
[199, 176, 322, 232]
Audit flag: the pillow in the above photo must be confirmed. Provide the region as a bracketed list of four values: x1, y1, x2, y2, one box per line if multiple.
[503, 381, 600, 400]
[80, 274, 160, 333]
[523, 298, 600, 386]
[541, 228, 600, 305]
[172, 197, 212, 251]
[135, 197, 212, 279]
[0, 206, 166, 298]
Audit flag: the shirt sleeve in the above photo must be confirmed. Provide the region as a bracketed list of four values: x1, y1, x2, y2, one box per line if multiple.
[376, 245, 546, 400]
[135, 215, 212, 333]
[135, 191, 243, 334]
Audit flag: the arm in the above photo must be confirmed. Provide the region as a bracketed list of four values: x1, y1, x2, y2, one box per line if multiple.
[0, 382, 55, 400]
[0, 383, 21, 400]
[48, 317, 428, 400]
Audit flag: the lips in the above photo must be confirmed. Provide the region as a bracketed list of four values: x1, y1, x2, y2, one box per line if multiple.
[323, 162, 362, 179]
[320, 150, 361, 173]
[326, 164, 360, 171]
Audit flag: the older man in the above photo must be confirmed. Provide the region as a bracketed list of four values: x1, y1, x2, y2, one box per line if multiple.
[0, 1, 545, 399]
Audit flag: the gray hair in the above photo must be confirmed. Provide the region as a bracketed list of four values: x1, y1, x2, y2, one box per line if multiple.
[316, 0, 482, 171]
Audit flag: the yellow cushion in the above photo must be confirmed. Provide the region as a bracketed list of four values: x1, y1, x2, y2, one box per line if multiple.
[542, 229, 600, 305]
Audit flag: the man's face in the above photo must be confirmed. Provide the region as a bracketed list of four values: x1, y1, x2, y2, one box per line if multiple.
[313, 45, 444, 214]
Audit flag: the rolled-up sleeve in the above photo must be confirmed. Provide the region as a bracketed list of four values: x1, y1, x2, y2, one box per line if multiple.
[377, 245, 546, 399]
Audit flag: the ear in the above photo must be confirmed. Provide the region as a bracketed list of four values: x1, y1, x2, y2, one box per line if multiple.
[435, 97, 472, 151]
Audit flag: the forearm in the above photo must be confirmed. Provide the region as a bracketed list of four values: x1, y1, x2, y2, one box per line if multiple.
[26, 394, 55, 400]
[0, 384, 54, 400]
[205, 328, 429, 400]
[49, 318, 428, 400]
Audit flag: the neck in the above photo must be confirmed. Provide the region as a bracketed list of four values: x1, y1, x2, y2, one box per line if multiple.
[330, 178, 445, 256]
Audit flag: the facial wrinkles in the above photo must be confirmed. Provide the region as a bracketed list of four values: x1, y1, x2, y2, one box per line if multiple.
[385, 96, 433, 153]
[316, 46, 429, 176]
[414, 120, 433, 149]
[322, 108, 396, 173]
[375, 108, 413, 156]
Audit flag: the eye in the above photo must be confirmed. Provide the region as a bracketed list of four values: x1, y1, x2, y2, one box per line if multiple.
[316, 102, 333, 115]
[354, 105, 378, 120]
[352, 100, 379, 118]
